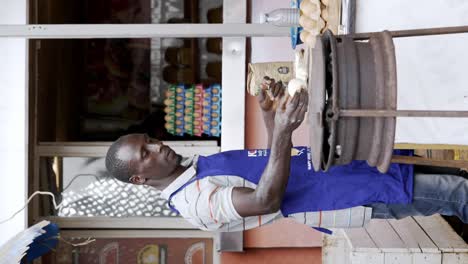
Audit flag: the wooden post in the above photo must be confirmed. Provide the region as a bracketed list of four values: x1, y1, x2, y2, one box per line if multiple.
[392, 155, 468, 169]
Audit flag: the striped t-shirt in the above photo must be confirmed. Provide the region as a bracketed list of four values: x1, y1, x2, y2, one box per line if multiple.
[160, 156, 373, 232]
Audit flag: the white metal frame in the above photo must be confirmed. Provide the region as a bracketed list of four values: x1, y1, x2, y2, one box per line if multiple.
[36, 141, 220, 157]
[221, 0, 248, 151]
[43, 216, 196, 229]
[19, 0, 288, 230]
[0, 24, 289, 39]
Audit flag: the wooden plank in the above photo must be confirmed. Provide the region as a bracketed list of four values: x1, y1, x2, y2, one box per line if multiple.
[349, 252, 384, 264]
[323, 229, 351, 264]
[388, 217, 440, 253]
[344, 227, 380, 253]
[365, 219, 408, 253]
[395, 143, 468, 150]
[414, 215, 468, 253]
[384, 253, 412, 264]
[391, 155, 468, 169]
[442, 253, 468, 264]
[412, 253, 442, 264]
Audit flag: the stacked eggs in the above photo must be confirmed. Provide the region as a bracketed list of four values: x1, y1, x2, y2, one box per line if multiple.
[164, 84, 222, 137]
[202, 84, 222, 137]
[299, 0, 331, 47]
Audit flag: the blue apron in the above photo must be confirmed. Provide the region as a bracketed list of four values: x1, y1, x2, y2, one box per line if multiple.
[168, 147, 413, 233]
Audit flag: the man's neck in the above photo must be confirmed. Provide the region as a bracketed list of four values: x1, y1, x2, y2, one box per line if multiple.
[147, 164, 188, 190]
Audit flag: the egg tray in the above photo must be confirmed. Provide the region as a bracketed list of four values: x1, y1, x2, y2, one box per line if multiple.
[193, 84, 204, 136]
[203, 84, 222, 137]
[165, 84, 222, 137]
[184, 85, 195, 135]
[164, 85, 177, 135]
[164, 84, 186, 136]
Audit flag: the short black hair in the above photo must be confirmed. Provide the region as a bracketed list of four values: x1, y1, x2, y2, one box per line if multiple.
[105, 136, 133, 183]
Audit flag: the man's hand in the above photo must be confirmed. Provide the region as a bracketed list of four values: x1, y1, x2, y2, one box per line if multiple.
[258, 76, 285, 112]
[231, 89, 309, 218]
[258, 76, 286, 148]
[274, 89, 309, 134]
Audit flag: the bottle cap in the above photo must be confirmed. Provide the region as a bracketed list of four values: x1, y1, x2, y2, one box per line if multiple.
[259, 13, 267, 24]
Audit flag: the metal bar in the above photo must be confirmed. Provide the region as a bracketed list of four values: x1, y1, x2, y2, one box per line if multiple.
[348, 25, 468, 40]
[339, 109, 468, 118]
[61, 229, 216, 238]
[41, 216, 197, 229]
[341, 0, 356, 34]
[221, 0, 247, 151]
[38, 140, 218, 147]
[392, 155, 468, 169]
[0, 24, 290, 39]
[36, 144, 219, 157]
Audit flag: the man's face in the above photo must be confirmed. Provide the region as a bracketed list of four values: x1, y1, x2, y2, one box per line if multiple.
[117, 134, 181, 183]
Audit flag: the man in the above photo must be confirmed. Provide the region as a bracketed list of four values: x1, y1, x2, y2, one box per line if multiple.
[105, 78, 468, 232]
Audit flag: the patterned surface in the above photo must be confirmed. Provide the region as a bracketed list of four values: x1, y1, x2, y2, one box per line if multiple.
[59, 177, 178, 217]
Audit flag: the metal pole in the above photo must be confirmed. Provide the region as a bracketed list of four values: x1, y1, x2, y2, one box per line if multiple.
[341, 0, 356, 34]
[0, 24, 290, 39]
[339, 109, 468, 118]
[348, 25, 468, 40]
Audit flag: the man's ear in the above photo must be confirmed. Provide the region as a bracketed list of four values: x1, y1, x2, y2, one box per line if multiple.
[129, 175, 146, 185]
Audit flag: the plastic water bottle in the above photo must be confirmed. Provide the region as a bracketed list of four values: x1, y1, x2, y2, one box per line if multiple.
[260, 8, 300, 27]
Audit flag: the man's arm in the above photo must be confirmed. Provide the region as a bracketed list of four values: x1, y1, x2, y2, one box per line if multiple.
[262, 110, 276, 149]
[257, 77, 285, 148]
[232, 90, 309, 216]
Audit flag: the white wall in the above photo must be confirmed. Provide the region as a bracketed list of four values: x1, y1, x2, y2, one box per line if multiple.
[0, 0, 28, 247]
[251, 0, 295, 63]
[356, 0, 468, 145]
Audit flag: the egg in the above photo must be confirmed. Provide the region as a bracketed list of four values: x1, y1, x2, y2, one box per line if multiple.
[294, 50, 308, 81]
[321, 7, 329, 21]
[163, 99, 174, 106]
[305, 33, 318, 47]
[165, 90, 174, 97]
[287, 78, 307, 97]
[300, 31, 310, 43]
[299, 15, 318, 30]
[164, 107, 173, 114]
[300, 0, 320, 19]
[319, 17, 326, 30]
